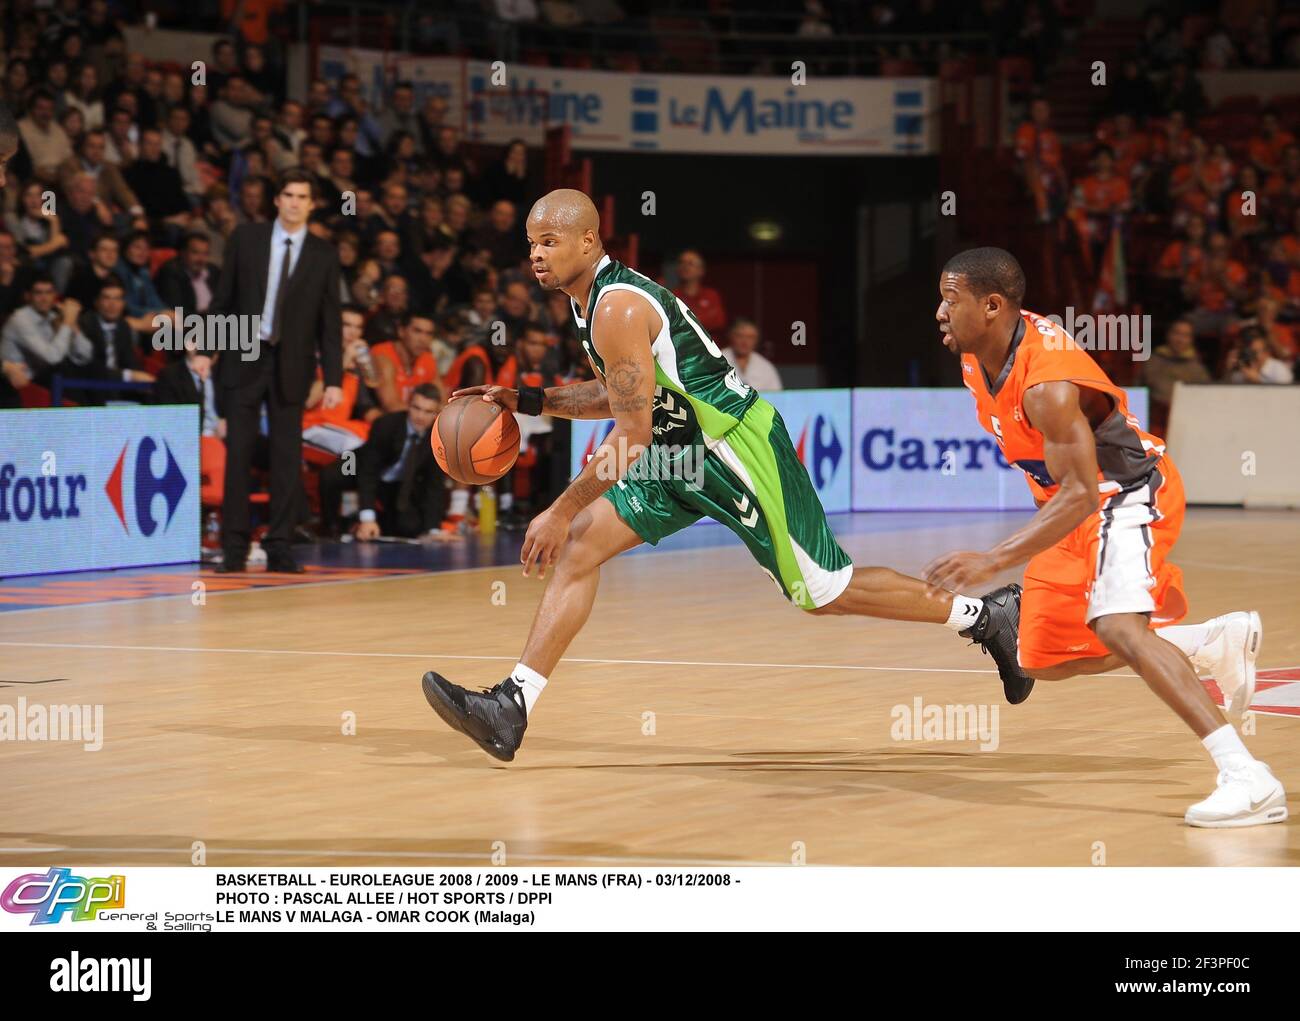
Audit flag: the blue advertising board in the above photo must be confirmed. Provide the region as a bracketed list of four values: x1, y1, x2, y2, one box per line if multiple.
[0, 406, 200, 577]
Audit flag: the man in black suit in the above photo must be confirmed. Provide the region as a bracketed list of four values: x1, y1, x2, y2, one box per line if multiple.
[156, 232, 220, 316]
[69, 279, 155, 402]
[318, 383, 447, 539]
[211, 168, 342, 573]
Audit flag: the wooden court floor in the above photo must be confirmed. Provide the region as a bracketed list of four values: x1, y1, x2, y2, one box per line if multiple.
[1, 509, 1297, 867]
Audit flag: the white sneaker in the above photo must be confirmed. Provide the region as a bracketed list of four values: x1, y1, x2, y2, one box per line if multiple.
[1185, 759, 1288, 828]
[1195, 611, 1262, 716]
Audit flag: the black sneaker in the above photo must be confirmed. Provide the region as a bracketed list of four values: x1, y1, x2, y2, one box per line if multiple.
[959, 583, 1035, 704]
[421, 672, 527, 761]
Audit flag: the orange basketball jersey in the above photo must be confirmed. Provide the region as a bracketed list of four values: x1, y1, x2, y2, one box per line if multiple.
[960, 310, 1166, 503]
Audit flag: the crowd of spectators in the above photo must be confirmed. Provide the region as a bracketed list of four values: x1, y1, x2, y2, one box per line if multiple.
[0, 2, 783, 545]
[1012, 7, 1300, 433]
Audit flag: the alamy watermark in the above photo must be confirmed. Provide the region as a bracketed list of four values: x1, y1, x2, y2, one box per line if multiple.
[151, 309, 263, 361]
[1042, 308, 1151, 362]
[0, 698, 104, 751]
[587, 435, 706, 491]
[891, 697, 999, 751]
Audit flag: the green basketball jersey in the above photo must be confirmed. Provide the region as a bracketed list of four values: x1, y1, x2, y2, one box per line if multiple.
[571, 254, 759, 447]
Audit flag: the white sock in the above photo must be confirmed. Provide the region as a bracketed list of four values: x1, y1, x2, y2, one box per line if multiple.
[1159, 619, 1222, 665]
[449, 488, 469, 516]
[944, 594, 983, 631]
[499, 491, 514, 512]
[1202, 723, 1254, 770]
[511, 661, 548, 716]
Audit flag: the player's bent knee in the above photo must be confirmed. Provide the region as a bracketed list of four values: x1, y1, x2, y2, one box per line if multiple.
[1091, 614, 1148, 661]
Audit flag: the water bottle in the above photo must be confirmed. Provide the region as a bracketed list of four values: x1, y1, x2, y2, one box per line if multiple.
[478, 486, 497, 535]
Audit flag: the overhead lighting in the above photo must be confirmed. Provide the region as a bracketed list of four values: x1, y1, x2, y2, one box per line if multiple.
[749, 220, 782, 242]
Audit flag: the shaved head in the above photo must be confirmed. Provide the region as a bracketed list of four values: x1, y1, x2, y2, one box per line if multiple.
[527, 188, 600, 236]
[526, 188, 604, 294]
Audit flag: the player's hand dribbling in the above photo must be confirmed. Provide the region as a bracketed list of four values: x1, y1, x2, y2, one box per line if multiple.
[924, 550, 1001, 592]
[451, 385, 519, 412]
[520, 505, 570, 579]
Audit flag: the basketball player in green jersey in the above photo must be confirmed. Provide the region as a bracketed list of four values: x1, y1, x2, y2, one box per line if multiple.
[422, 189, 1028, 760]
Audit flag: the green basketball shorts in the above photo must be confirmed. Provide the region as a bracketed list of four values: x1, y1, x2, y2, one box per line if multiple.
[603, 397, 853, 610]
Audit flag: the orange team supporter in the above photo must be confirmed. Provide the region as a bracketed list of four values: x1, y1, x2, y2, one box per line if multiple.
[1156, 238, 1205, 278]
[495, 354, 561, 391]
[1188, 258, 1248, 311]
[443, 343, 493, 393]
[371, 340, 439, 404]
[1015, 121, 1063, 169]
[1249, 130, 1294, 172]
[220, 0, 284, 45]
[302, 371, 371, 442]
[961, 310, 1187, 670]
[1074, 174, 1130, 213]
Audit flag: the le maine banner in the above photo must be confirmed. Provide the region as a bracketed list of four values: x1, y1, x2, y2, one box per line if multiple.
[317, 48, 937, 156]
[0, 406, 200, 577]
[570, 387, 1149, 515]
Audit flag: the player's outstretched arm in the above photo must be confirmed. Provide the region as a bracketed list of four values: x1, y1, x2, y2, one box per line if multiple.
[452, 380, 613, 419]
[987, 381, 1104, 568]
[519, 292, 656, 578]
[924, 381, 1109, 591]
[542, 379, 611, 419]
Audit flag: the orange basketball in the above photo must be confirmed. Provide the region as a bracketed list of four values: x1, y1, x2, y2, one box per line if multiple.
[432, 396, 521, 485]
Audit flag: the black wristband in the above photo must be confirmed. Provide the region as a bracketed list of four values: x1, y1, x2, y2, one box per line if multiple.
[517, 384, 544, 416]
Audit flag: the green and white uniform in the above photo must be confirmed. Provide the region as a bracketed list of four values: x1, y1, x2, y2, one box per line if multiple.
[573, 254, 851, 609]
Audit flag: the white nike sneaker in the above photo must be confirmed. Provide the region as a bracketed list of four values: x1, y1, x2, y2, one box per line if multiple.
[1195, 611, 1262, 716]
[1185, 759, 1288, 828]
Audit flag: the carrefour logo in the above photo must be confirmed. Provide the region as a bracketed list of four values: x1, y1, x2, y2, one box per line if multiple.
[795, 414, 843, 490]
[105, 436, 188, 537]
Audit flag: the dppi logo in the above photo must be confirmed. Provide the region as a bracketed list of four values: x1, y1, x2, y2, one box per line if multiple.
[795, 415, 843, 489]
[1, 867, 125, 924]
[105, 437, 187, 536]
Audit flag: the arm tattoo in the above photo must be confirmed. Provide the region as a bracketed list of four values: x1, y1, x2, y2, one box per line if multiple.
[543, 379, 611, 419]
[605, 356, 649, 413]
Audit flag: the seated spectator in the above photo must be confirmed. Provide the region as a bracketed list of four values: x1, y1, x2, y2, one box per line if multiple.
[1184, 232, 1248, 338]
[408, 236, 457, 316]
[1141, 319, 1212, 431]
[153, 341, 224, 436]
[1159, 62, 1207, 121]
[156, 232, 221, 315]
[1248, 111, 1294, 179]
[59, 128, 144, 225]
[467, 199, 527, 271]
[104, 105, 139, 165]
[673, 248, 728, 334]
[123, 127, 194, 240]
[722, 318, 782, 392]
[18, 89, 73, 183]
[0, 275, 91, 390]
[67, 233, 122, 307]
[1264, 144, 1300, 229]
[209, 75, 254, 152]
[1235, 296, 1296, 361]
[1155, 214, 1207, 280]
[1225, 166, 1268, 243]
[365, 273, 410, 344]
[70, 278, 154, 400]
[0, 232, 25, 323]
[113, 230, 168, 321]
[6, 180, 74, 292]
[475, 139, 529, 208]
[497, 280, 535, 340]
[371, 311, 441, 412]
[1014, 97, 1067, 223]
[160, 105, 203, 204]
[1226, 329, 1295, 384]
[303, 306, 381, 458]
[319, 383, 451, 540]
[1070, 146, 1131, 269]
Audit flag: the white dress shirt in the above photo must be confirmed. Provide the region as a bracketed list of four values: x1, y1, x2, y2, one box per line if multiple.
[260, 220, 307, 340]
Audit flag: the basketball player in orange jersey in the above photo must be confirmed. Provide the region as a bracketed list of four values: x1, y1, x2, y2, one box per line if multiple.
[928, 248, 1286, 828]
